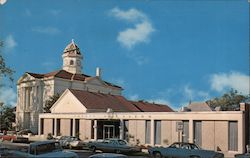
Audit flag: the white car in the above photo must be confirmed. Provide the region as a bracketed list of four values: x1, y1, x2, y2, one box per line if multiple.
[58, 136, 86, 149]
[89, 153, 128, 158]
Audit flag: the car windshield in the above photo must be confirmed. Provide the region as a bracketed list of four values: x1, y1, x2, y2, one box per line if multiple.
[169, 143, 181, 148]
[36, 142, 62, 155]
[118, 140, 127, 145]
[190, 144, 200, 150]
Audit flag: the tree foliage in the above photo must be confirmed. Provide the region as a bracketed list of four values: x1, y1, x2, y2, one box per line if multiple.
[206, 89, 247, 111]
[0, 41, 15, 87]
[43, 93, 60, 113]
[0, 103, 15, 131]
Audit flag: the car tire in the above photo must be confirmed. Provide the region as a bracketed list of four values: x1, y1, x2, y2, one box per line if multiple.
[153, 152, 162, 158]
[90, 146, 96, 153]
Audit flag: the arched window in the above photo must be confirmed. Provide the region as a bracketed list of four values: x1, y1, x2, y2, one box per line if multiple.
[70, 60, 74, 65]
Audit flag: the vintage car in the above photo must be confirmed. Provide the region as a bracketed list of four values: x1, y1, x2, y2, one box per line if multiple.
[235, 153, 250, 158]
[58, 136, 86, 149]
[148, 142, 224, 158]
[7, 140, 79, 157]
[87, 139, 141, 154]
[89, 153, 128, 158]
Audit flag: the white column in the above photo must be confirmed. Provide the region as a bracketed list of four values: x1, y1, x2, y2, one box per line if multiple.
[189, 119, 194, 143]
[38, 118, 41, 135]
[119, 119, 124, 139]
[94, 120, 97, 140]
[72, 119, 76, 137]
[150, 119, 155, 146]
[54, 118, 57, 137]
[238, 114, 245, 153]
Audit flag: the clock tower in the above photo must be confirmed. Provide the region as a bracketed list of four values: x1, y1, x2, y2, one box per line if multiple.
[62, 40, 83, 74]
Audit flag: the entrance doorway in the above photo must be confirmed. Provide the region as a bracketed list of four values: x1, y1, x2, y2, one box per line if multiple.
[97, 120, 120, 139]
[103, 125, 115, 139]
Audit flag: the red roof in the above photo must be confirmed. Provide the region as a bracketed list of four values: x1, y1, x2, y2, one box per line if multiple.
[69, 89, 174, 112]
[130, 101, 174, 112]
[26, 70, 121, 89]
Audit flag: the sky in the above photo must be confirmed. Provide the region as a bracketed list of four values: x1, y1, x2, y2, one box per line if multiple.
[0, 0, 249, 109]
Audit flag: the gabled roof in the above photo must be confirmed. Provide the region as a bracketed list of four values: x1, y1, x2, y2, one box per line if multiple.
[63, 40, 81, 55]
[187, 102, 213, 112]
[25, 70, 121, 89]
[130, 101, 174, 112]
[68, 89, 174, 112]
[69, 89, 140, 112]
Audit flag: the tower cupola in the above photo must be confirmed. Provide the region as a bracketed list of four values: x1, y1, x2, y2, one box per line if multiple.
[62, 39, 83, 74]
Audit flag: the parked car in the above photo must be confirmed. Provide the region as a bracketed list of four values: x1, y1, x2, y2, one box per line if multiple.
[0, 133, 29, 143]
[235, 153, 250, 158]
[7, 140, 79, 157]
[148, 142, 224, 158]
[17, 129, 34, 135]
[87, 139, 141, 154]
[89, 153, 128, 158]
[58, 136, 86, 149]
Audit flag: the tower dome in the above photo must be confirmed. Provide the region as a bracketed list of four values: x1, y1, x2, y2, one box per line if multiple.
[62, 39, 83, 74]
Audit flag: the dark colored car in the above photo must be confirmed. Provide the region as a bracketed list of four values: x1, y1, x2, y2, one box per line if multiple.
[148, 142, 224, 158]
[87, 139, 141, 154]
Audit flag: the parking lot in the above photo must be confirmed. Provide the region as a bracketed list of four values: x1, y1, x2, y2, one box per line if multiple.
[0, 142, 150, 158]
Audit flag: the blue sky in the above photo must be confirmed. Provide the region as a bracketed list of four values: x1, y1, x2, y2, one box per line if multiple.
[0, 0, 249, 109]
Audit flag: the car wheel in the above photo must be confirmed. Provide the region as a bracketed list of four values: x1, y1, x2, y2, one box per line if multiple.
[153, 152, 162, 158]
[90, 146, 96, 153]
[115, 149, 121, 154]
[69, 144, 73, 149]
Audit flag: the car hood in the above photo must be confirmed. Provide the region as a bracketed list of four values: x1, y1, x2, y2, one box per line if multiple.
[37, 150, 78, 157]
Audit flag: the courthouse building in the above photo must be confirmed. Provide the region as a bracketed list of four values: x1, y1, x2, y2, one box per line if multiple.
[16, 40, 249, 154]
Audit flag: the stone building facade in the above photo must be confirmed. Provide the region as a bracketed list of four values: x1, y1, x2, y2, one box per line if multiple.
[16, 40, 122, 133]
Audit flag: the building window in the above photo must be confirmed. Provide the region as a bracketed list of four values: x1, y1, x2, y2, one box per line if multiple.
[70, 119, 73, 136]
[91, 120, 94, 139]
[229, 121, 238, 151]
[56, 119, 60, 136]
[154, 120, 161, 145]
[182, 121, 189, 143]
[70, 60, 74, 65]
[194, 121, 202, 147]
[75, 119, 80, 138]
[145, 120, 151, 144]
[40, 119, 44, 135]
[124, 120, 129, 142]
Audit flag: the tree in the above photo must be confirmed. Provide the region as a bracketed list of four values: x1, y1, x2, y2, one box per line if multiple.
[0, 103, 15, 131]
[43, 93, 60, 113]
[206, 89, 247, 111]
[0, 40, 15, 87]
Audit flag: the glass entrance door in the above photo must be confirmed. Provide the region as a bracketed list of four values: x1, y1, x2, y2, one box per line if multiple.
[103, 125, 115, 139]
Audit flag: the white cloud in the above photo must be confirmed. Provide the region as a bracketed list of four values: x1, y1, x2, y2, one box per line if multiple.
[210, 71, 250, 95]
[147, 98, 171, 105]
[183, 85, 210, 101]
[32, 26, 61, 35]
[109, 78, 126, 88]
[5, 35, 17, 49]
[110, 7, 155, 49]
[0, 0, 7, 5]
[118, 21, 154, 49]
[0, 87, 16, 106]
[110, 7, 146, 22]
